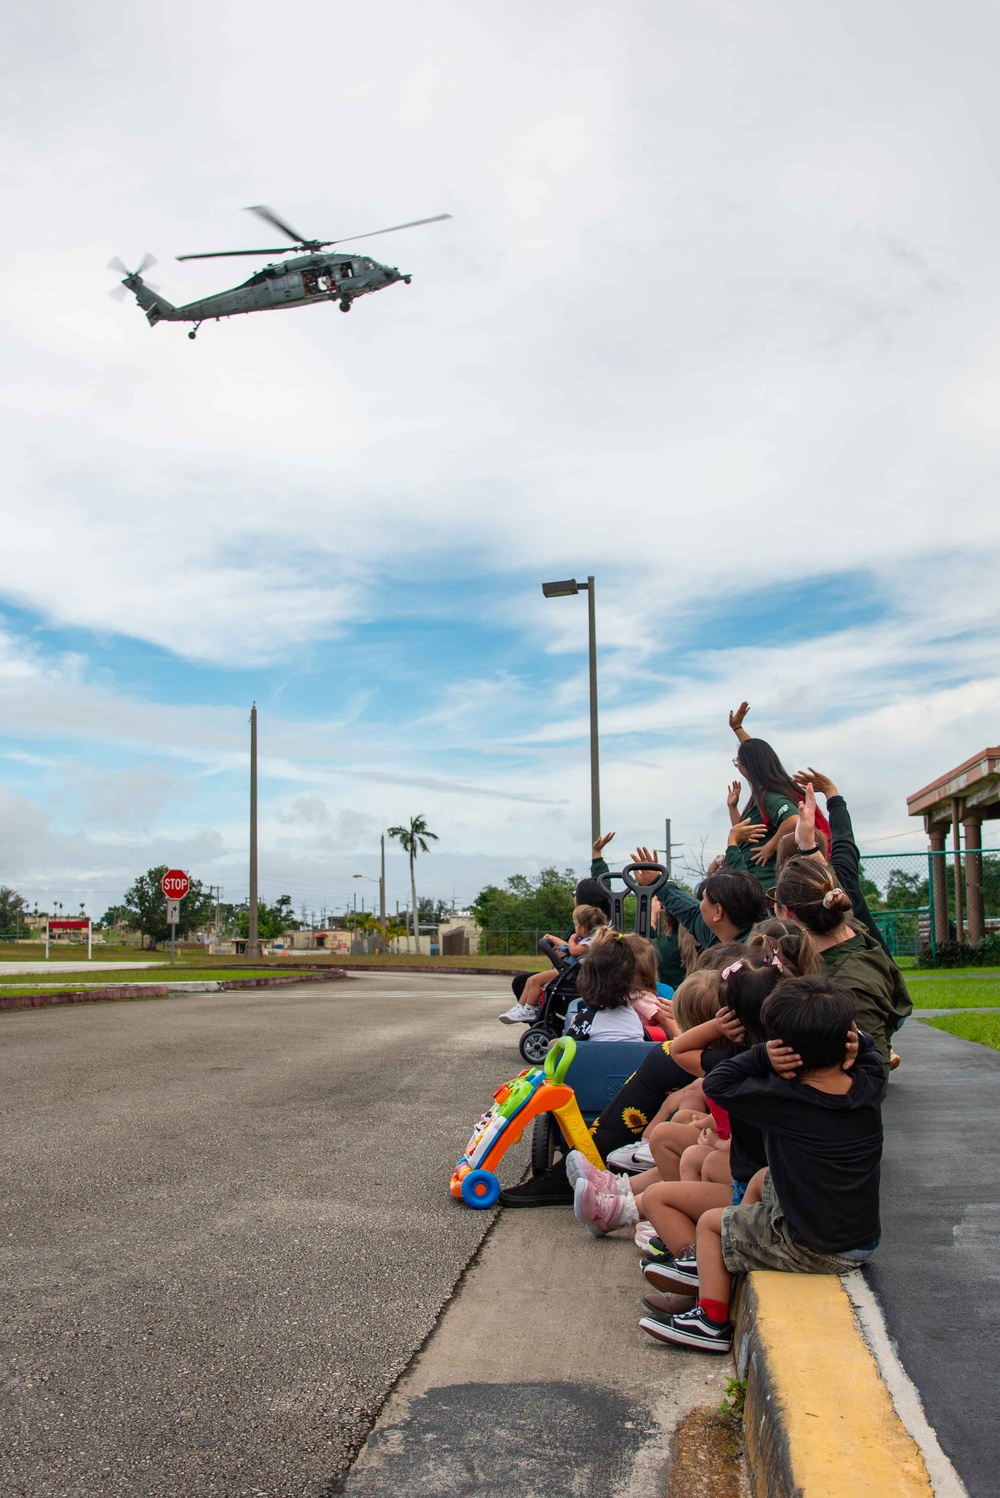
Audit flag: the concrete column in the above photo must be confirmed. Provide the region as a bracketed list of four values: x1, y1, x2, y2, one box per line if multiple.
[951, 798, 965, 943]
[928, 823, 950, 946]
[963, 815, 985, 945]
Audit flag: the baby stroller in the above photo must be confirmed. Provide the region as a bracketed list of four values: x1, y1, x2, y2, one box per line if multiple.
[514, 860, 669, 1066]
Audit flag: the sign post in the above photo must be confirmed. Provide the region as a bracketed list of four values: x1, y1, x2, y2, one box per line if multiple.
[45, 918, 92, 960]
[161, 870, 190, 967]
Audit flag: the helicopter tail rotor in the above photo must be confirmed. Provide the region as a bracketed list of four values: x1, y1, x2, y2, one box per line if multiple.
[107, 253, 160, 301]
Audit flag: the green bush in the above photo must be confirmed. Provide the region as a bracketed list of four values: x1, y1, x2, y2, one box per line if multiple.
[917, 933, 1000, 968]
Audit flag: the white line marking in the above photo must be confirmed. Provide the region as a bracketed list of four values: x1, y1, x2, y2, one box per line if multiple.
[846, 1277, 968, 1496]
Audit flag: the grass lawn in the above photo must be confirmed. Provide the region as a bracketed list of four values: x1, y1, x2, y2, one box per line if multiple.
[0, 969, 307, 992]
[328, 952, 547, 971]
[905, 976, 1000, 1009]
[0, 944, 545, 972]
[920, 1013, 1000, 1051]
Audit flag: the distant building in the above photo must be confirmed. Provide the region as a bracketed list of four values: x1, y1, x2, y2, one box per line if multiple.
[907, 747, 1000, 945]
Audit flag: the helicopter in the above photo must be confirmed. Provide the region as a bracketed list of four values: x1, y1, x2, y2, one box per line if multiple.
[109, 204, 451, 340]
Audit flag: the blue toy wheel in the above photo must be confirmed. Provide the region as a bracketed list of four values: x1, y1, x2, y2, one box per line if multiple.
[461, 1169, 501, 1209]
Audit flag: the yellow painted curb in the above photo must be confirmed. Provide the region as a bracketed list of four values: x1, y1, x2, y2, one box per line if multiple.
[735, 1272, 933, 1497]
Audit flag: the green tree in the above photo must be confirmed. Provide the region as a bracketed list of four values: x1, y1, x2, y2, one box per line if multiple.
[471, 867, 579, 954]
[387, 815, 439, 941]
[235, 895, 301, 942]
[0, 885, 29, 936]
[121, 866, 215, 949]
[98, 903, 133, 931]
[884, 868, 928, 909]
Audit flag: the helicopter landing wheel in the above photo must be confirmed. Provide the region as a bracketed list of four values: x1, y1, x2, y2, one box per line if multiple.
[188, 331, 197, 340]
[339, 299, 351, 312]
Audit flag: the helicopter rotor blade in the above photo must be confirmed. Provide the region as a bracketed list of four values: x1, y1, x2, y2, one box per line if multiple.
[323, 213, 452, 246]
[176, 247, 290, 261]
[108, 284, 128, 301]
[137, 251, 157, 275]
[245, 204, 311, 244]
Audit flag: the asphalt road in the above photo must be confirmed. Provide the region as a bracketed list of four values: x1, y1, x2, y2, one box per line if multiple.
[0, 972, 526, 1498]
[870, 1019, 1000, 1498]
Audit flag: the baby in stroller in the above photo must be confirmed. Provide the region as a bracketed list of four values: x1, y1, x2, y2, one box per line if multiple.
[498, 903, 608, 1024]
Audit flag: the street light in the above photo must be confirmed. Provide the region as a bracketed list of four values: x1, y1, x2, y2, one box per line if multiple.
[541, 575, 600, 845]
[353, 845, 386, 927]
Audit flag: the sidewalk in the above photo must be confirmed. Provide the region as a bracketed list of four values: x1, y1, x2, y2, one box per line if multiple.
[867, 1020, 1000, 1498]
[343, 1205, 723, 1497]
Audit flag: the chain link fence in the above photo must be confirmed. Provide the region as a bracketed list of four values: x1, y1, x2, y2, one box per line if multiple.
[858, 849, 1000, 965]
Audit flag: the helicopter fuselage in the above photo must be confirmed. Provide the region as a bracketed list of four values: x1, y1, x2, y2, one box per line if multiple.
[125, 250, 410, 331]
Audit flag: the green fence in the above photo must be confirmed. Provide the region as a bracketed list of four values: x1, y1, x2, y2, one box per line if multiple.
[858, 849, 1000, 966]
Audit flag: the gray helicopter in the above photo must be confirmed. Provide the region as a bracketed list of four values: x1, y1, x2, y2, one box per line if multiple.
[109, 204, 451, 340]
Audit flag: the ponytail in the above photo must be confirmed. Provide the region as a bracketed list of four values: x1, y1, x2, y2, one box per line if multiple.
[775, 856, 855, 936]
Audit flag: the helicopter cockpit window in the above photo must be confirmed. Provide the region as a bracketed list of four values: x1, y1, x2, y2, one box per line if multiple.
[341, 262, 354, 278]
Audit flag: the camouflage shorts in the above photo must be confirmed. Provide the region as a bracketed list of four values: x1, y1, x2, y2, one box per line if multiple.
[721, 1171, 868, 1276]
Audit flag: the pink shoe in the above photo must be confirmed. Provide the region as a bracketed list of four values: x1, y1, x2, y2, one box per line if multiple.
[573, 1176, 639, 1237]
[565, 1149, 618, 1194]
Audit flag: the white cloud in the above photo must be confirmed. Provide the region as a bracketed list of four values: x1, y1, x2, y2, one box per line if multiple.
[1, 0, 998, 903]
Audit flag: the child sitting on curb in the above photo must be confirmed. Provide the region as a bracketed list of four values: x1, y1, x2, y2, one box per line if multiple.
[498, 904, 607, 1024]
[639, 973, 885, 1354]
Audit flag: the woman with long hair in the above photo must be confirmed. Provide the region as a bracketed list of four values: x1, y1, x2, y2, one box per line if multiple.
[725, 701, 829, 889]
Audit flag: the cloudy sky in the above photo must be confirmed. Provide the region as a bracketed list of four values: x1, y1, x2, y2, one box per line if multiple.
[1, 0, 998, 920]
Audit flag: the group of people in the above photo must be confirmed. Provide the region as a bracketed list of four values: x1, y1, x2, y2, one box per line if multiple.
[493, 705, 912, 1356]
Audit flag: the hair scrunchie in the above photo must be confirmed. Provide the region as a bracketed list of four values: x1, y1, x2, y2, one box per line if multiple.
[721, 960, 743, 980]
[821, 887, 847, 909]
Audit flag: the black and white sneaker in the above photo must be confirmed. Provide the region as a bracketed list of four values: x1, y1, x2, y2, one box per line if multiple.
[642, 1251, 699, 1292]
[639, 1305, 733, 1353]
[641, 1235, 669, 1260]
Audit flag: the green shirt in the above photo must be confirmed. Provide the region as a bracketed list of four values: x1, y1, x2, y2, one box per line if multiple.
[727, 790, 798, 888]
[820, 930, 912, 1092]
[591, 856, 750, 952]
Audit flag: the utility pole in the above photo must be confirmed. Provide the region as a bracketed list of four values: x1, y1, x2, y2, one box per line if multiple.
[380, 833, 386, 926]
[663, 819, 673, 878]
[586, 575, 600, 848]
[246, 702, 260, 959]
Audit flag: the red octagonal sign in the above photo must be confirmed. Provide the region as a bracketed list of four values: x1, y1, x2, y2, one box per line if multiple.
[162, 869, 190, 899]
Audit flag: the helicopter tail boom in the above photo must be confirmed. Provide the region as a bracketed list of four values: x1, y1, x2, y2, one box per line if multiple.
[121, 274, 177, 326]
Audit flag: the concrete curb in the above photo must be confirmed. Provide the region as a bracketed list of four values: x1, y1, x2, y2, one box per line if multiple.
[0, 970, 348, 1012]
[734, 1271, 933, 1496]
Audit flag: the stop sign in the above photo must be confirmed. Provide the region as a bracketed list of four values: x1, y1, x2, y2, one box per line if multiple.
[162, 869, 190, 899]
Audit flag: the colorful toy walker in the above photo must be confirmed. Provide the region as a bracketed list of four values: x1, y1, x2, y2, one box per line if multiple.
[449, 1036, 603, 1208]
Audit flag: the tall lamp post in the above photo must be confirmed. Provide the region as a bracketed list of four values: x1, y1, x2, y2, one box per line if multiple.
[352, 834, 386, 926]
[542, 576, 600, 845]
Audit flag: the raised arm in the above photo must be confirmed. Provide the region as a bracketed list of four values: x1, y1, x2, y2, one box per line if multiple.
[793, 771, 891, 955]
[669, 1016, 726, 1077]
[729, 701, 751, 745]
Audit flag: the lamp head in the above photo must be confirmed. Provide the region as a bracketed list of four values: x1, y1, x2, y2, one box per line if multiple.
[542, 578, 581, 598]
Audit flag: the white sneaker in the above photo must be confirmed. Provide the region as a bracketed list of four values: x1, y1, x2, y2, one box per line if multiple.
[606, 1140, 655, 1172]
[498, 1003, 541, 1024]
[635, 1221, 658, 1253]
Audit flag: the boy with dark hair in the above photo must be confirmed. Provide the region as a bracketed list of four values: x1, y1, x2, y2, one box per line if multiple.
[641, 974, 884, 1353]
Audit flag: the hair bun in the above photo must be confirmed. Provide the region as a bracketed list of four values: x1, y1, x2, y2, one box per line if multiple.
[821, 888, 852, 911]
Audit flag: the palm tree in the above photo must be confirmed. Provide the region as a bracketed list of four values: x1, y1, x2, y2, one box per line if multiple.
[387, 815, 439, 946]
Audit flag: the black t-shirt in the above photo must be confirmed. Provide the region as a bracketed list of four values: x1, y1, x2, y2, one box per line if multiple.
[703, 1037, 884, 1254]
[702, 1046, 766, 1184]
